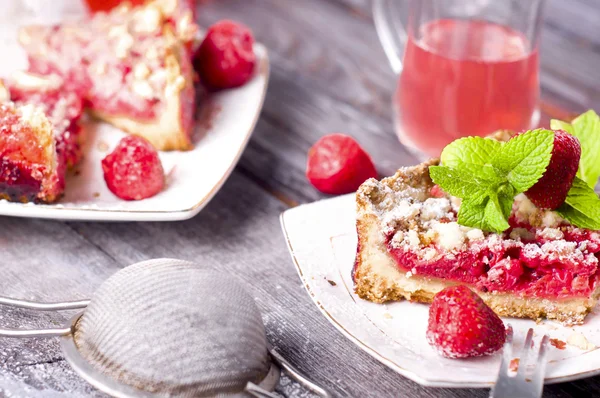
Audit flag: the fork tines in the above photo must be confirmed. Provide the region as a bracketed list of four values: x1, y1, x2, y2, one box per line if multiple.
[490, 326, 550, 398]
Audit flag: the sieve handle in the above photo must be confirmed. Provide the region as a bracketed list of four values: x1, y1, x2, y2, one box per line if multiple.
[269, 348, 333, 398]
[0, 296, 90, 310]
[0, 327, 71, 338]
[245, 383, 280, 398]
[0, 297, 87, 338]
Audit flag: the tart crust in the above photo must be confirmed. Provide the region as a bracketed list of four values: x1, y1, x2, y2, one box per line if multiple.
[355, 160, 600, 325]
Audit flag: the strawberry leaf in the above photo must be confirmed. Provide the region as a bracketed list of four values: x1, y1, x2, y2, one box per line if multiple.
[550, 119, 575, 135]
[556, 177, 600, 230]
[571, 110, 600, 189]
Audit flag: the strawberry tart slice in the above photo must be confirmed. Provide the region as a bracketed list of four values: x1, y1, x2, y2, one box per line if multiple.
[7, 71, 85, 170]
[18, 0, 197, 151]
[0, 102, 62, 203]
[0, 72, 84, 203]
[354, 129, 600, 325]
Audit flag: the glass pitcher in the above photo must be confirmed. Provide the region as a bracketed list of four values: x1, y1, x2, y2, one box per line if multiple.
[373, 0, 546, 158]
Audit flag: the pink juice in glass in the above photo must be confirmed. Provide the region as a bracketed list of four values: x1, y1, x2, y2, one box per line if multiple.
[395, 19, 539, 157]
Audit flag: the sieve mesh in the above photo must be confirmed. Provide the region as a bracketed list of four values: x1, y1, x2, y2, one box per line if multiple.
[74, 259, 270, 397]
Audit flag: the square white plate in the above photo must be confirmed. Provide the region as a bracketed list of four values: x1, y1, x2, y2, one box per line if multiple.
[0, 15, 269, 221]
[281, 194, 600, 388]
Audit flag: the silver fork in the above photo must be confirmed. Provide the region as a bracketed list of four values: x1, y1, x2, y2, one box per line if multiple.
[490, 326, 550, 398]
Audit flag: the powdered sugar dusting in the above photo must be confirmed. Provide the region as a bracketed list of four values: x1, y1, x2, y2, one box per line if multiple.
[514, 194, 566, 228]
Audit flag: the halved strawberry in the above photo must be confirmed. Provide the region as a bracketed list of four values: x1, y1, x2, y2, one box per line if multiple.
[306, 133, 377, 195]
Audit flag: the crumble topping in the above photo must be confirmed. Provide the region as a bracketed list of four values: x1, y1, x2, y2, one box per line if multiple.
[383, 196, 484, 254]
[378, 188, 593, 264]
[466, 229, 485, 242]
[538, 228, 564, 240]
[514, 194, 565, 228]
[510, 228, 535, 241]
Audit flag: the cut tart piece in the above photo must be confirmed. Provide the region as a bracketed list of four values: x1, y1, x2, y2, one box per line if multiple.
[0, 72, 85, 203]
[7, 71, 85, 170]
[354, 160, 600, 325]
[0, 102, 61, 203]
[18, 0, 197, 151]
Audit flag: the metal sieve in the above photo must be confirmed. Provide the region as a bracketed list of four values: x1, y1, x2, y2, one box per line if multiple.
[0, 258, 331, 398]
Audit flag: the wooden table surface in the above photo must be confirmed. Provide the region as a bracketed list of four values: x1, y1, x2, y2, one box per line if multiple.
[1, 0, 599, 397]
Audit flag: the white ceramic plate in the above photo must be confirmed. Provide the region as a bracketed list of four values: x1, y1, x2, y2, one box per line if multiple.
[281, 194, 600, 388]
[0, 15, 269, 221]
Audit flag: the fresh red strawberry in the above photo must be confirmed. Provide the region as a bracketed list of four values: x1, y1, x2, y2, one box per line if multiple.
[306, 133, 377, 195]
[523, 130, 581, 209]
[102, 136, 165, 201]
[427, 285, 506, 358]
[194, 20, 256, 90]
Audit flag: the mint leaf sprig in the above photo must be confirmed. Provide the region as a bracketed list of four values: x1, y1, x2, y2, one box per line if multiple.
[429, 129, 554, 233]
[551, 110, 600, 189]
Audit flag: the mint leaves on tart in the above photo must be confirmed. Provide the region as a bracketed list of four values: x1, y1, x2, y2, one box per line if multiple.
[430, 111, 600, 233]
[430, 129, 554, 233]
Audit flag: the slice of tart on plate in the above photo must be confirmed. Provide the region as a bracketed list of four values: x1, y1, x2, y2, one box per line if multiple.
[354, 161, 600, 325]
[354, 130, 600, 325]
[282, 112, 600, 386]
[0, 101, 62, 203]
[0, 72, 84, 203]
[18, 0, 197, 151]
[281, 191, 600, 387]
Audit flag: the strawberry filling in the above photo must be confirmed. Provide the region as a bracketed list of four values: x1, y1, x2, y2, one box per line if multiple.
[383, 195, 600, 300]
[386, 225, 600, 299]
